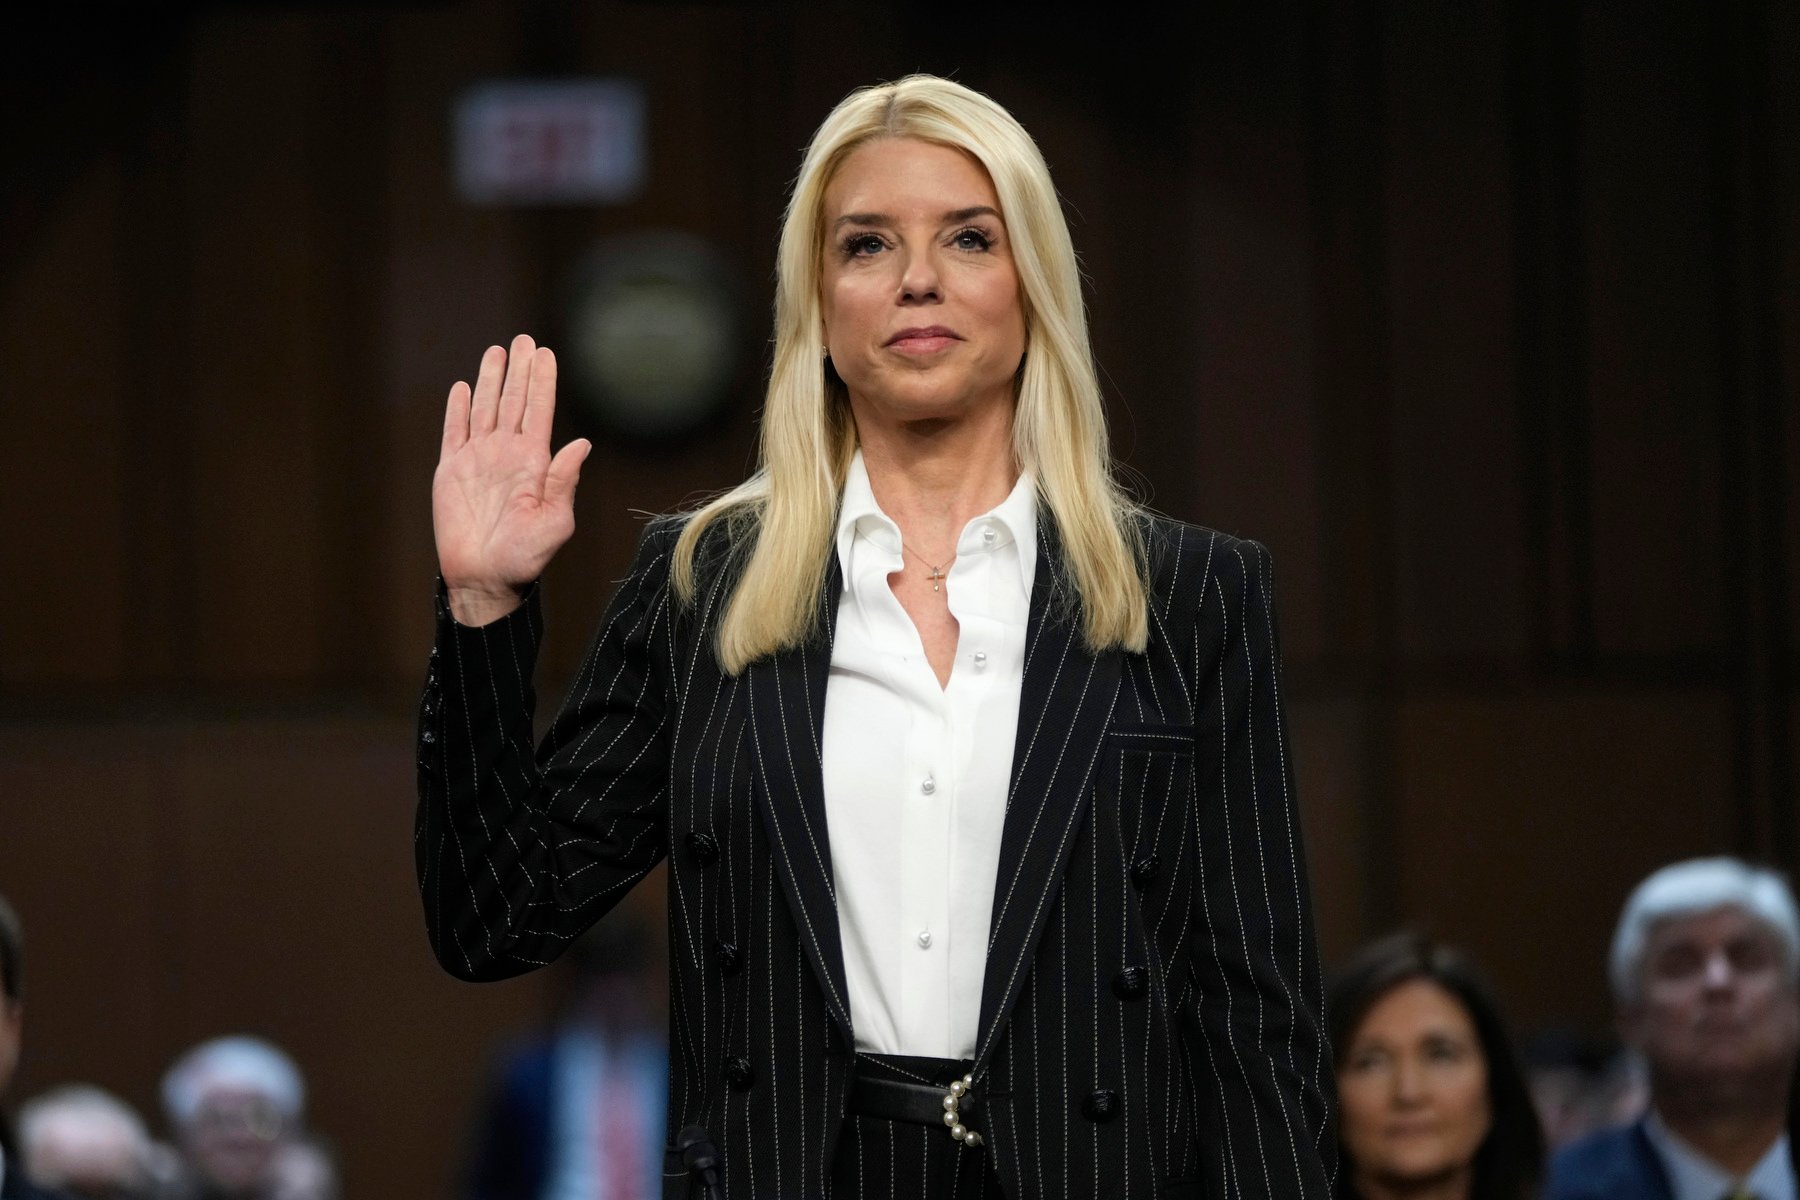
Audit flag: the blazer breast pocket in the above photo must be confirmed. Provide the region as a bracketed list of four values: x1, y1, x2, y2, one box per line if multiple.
[1103, 724, 1195, 912]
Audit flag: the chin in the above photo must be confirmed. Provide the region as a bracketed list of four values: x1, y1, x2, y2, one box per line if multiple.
[1366, 1155, 1472, 1192]
[858, 378, 1012, 426]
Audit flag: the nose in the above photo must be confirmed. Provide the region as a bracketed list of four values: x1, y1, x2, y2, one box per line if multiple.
[897, 246, 942, 304]
[1701, 949, 1735, 991]
[1392, 1057, 1427, 1105]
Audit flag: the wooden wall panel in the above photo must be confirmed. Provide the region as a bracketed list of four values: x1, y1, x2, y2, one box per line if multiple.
[0, 729, 169, 1096]
[1580, 4, 1728, 661]
[1384, 6, 1530, 665]
[0, 159, 127, 691]
[1186, 60, 1327, 662]
[377, 5, 532, 690]
[1773, 0, 1800, 672]
[184, 16, 328, 686]
[164, 719, 541, 1199]
[1391, 689, 1734, 1029]
[0, 720, 556, 1198]
[1290, 697, 1374, 968]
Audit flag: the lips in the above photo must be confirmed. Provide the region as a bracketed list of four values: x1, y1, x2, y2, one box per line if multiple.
[1383, 1121, 1443, 1140]
[885, 325, 962, 351]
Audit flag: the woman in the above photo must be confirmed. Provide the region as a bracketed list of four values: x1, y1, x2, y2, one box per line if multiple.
[420, 75, 1334, 1199]
[1329, 934, 1545, 1200]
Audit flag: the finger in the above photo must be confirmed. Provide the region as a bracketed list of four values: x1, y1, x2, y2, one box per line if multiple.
[498, 332, 537, 434]
[441, 380, 471, 456]
[469, 344, 506, 435]
[543, 437, 591, 511]
[521, 346, 558, 443]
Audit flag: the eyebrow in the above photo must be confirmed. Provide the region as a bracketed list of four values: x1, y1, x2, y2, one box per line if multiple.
[832, 206, 1003, 230]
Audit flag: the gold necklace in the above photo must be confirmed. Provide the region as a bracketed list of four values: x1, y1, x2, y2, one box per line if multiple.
[900, 542, 954, 592]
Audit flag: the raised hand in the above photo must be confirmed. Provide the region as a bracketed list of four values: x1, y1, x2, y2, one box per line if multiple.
[433, 334, 592, 626]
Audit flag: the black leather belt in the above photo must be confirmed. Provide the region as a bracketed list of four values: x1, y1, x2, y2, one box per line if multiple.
[848, 1070, 986, 1145]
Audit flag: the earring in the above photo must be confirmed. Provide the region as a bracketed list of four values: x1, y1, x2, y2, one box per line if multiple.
[822, 345, 830, 359]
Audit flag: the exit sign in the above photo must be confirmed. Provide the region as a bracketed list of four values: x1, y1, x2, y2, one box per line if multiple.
[454, 80, 646, 205]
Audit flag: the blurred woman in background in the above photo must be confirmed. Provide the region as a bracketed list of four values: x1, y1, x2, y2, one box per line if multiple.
[1330, 933, 1546, 1200]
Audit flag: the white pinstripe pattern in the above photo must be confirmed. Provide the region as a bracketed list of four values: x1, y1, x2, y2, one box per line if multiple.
[415, 516, 1336, 1198]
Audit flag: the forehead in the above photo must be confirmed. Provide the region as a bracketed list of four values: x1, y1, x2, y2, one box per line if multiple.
[1353, 977, 1479, 1044]
[824, 137, 1001, 217]
[1646, 904, 1785, 950]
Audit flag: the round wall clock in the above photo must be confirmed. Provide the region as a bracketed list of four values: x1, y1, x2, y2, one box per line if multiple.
[559, 232, 742, 446]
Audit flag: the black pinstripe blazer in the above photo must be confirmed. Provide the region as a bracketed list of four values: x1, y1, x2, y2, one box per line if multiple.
[416, 511, 1337, 1199]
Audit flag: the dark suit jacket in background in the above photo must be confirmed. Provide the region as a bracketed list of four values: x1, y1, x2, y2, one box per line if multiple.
[0, 1119, 69, 1200]
[416, 512, 1337, 1199]
[0, 1170, 66, 1200]
[1544, 1121, 1675, 1200]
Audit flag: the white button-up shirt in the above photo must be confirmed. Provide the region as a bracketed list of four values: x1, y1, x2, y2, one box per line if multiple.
[821, 450, 1037, 1058]
[1645, 1109, 1796, 1200]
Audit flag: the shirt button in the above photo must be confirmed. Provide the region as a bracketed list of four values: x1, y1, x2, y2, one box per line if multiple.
[921, 776, 936, 795]
[917, 930, 933, 948]
[973, 651, 988, 670]
[982, 525, 997, 546]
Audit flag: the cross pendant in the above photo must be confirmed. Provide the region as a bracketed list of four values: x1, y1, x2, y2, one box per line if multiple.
[928, 566, 947, 592]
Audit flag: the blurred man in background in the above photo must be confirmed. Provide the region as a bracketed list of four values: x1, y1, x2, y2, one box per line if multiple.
[18, 1085, 164, 1199]
[0, 896, 68, 1200]
[464, 913, 666, 1200]
[1547, 857, 1800, 1200]
[160, 1037, 333, 1200]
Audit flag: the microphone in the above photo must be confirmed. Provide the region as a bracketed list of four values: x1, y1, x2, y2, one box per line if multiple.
[675, 1124, 724, 1200]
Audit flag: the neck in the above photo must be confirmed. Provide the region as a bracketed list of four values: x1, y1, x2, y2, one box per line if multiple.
[1350, 1164, 1474, 1200]
[1655, 1097, 1786, 1177]
[854, 404, 1018, 559]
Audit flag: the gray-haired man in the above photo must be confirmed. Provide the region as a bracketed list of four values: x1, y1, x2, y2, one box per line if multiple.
[1548, 857, 1800, 1200]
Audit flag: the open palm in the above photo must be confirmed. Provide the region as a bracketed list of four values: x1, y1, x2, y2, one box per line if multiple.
[433, 334, 591, 623]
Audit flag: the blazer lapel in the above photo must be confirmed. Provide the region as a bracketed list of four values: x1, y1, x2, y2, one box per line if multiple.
[973, 515, 1125, 1068]
[746, 553, 855, 1045]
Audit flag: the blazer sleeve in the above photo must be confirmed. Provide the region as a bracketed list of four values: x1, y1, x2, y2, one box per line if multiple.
[415, 520, 679, 982]
[1188, 537, 1337, 1197]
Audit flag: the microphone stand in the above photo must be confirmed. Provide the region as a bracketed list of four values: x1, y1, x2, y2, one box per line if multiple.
[675, 1124, 724, 1200]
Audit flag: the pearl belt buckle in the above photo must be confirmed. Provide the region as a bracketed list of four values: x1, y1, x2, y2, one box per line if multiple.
[940, 1073, 983, 1147]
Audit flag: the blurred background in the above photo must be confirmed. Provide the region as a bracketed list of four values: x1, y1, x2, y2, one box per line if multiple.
[1, 0, 1796, 1194]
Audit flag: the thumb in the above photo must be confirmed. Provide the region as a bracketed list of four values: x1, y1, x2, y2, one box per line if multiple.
[544, 438, 592, 510]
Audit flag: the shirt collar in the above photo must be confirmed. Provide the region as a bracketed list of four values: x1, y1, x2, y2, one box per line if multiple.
[1644, 1109, 1796, 1200]
[834, 448, 1038, 598]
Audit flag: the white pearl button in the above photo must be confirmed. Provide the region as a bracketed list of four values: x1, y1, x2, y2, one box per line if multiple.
[917, 930, 932, 948]
[982, 525, 997, 546]
[921, 776, 936, 795]
[973, 651, 988, 669]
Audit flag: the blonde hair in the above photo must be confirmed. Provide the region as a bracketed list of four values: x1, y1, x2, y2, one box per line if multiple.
[672, 74, 1148, 673]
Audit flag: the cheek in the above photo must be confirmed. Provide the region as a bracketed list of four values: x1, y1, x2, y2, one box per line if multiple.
[1445, 1066, 1494, 1152]
[1743, 974, 1794, 1011]
[979, 277, 1026, 343]
[819, 272, 875, 337]
[1335, 1073, 1391, 1148]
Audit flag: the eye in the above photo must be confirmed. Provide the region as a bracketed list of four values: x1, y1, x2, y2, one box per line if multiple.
[1424, 1039, 1468, 1064]
[1729, 937, 1777, 973]
[950, 226, 994, 252]
[1656, 944, 1705, 980]
[840, 232, 887, 258]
